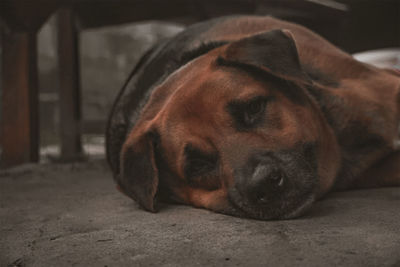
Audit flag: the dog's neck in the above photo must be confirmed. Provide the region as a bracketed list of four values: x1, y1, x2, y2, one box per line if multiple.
[309, 65, 400, 190]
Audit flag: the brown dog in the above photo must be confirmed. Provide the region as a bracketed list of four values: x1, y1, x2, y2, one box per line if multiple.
[106, 15, 400, 220]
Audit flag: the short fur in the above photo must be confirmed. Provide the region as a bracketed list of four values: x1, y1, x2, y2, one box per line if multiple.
[106, 15, 400, 220]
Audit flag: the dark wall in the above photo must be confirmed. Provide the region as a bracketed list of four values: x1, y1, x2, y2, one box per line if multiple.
[337, 0, 400, 53]
[0, 0, 398, 157]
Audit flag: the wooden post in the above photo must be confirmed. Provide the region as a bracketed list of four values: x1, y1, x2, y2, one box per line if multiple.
[0, 28, 39, 167]
[57, 8, 83, 161]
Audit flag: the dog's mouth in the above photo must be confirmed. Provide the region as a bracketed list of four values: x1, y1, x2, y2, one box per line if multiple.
[226, 185, 316, 220]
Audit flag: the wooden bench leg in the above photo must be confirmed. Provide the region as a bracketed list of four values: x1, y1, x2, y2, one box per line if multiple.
[57, 8, 83, 161]
[1, 28, 39, 167]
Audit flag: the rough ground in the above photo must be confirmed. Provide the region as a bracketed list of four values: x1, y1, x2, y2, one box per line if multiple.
[0, 160, 399, 267]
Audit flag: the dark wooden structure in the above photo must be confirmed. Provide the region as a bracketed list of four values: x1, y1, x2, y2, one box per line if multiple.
[0, 0, 397, 167]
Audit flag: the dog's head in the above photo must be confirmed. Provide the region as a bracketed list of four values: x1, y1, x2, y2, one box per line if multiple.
[117, 30, 341, 220]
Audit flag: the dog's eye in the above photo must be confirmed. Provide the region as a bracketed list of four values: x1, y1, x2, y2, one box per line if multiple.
[244, 98, 267, 123]
[227, 96, 269, 129]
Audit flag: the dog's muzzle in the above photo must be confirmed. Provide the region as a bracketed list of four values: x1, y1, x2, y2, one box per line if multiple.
[228, 144, 318, 220]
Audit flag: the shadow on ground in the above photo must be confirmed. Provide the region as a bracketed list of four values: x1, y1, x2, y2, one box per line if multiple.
[1, 161, 399, 267]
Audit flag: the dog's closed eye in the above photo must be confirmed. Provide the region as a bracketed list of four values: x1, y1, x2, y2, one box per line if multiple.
[187, 157, 214, 175]
[183, 144, 219, 189]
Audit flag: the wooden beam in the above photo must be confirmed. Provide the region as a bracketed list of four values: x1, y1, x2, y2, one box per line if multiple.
[57, 8, 83, 161]
[1, 28, 39, 167]
[0, 0, 56, 31]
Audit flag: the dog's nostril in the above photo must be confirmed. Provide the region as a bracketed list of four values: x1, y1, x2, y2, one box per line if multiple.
[270, 171, 284, 187]
[257, 195, 268, 204]
[247, 165, 285, 204]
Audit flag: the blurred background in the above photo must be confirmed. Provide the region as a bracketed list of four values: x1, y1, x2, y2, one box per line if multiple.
[35, 20, 183, 161]
[0, 0, 399, 164]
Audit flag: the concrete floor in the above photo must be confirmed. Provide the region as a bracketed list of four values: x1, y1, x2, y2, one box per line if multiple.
[1, 160, 399, 267]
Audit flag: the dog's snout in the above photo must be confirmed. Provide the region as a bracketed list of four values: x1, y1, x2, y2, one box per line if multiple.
[247, 164, 285, 204]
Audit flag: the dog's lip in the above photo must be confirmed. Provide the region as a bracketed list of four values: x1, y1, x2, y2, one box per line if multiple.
[227, 186, 316, 220]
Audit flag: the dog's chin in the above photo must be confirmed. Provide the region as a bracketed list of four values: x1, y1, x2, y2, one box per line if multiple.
[224, 187, 316, 221]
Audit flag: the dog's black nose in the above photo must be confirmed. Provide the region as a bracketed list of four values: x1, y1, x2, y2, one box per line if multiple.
[247, 164, 285, 204]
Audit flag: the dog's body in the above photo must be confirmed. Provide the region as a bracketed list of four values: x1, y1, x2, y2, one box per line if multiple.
[106, 16, 400, 220]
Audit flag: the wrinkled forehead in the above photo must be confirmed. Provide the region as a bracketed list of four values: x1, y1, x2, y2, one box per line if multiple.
[143, 51, 274, 151]
[157, 54, 274, 118]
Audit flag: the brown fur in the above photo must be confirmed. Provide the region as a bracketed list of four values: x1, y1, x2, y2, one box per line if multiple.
[114, 16, 400, 220]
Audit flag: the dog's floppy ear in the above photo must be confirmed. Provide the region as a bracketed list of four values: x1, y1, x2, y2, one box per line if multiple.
[221, 29, 308, 82]
[118, 130, 160, 212]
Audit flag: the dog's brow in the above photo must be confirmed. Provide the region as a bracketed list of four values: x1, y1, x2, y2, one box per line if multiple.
[216, 57, 308, 106]
[216, 56, 289, 89]
[216, 56, 269, 80]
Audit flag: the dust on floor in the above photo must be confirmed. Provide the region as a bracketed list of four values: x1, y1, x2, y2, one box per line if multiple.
[1, 160, 399, 267]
